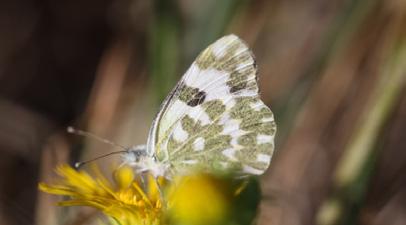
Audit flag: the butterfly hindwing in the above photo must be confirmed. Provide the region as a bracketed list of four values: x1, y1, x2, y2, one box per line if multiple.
[147, 35, 276, 176]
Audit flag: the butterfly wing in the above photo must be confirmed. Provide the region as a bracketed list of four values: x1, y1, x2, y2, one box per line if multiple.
[146, 35, 276, 176]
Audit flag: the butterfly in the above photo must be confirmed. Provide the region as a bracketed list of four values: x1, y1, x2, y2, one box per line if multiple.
[73, 34, 276, 178]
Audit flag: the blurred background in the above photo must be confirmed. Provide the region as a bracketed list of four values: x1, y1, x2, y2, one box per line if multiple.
[0, 0, 405, 224]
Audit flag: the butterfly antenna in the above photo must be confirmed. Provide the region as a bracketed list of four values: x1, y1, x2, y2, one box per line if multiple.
[74, 150, 127, 168]
[67, 126, 129, 168]
[67, 126, 128, 150]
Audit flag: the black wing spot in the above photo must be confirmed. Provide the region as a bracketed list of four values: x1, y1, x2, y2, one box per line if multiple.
[187, 90, 207, 106]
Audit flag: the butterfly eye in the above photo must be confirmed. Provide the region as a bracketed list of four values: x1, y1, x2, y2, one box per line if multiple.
[128, 149, 147, 162]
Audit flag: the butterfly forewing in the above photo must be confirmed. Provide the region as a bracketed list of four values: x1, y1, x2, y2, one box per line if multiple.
[147, 35, 276, 176]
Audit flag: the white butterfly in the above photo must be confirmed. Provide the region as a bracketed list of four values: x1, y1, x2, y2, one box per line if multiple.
[74, 35, 276, 178]
[121, 34, 276, 178]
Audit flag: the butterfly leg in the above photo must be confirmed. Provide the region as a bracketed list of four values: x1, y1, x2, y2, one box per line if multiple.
[139, 173, 147, 191]
[153, 177, 167, 208]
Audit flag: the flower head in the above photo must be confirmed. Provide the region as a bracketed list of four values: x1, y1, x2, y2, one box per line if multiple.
[39, 164, 163, 225]
[39, 164, 260, 225]
[167, 174, 232, 225]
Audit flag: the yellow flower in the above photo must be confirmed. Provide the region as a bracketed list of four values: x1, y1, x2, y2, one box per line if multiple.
[39, 164, 163, 225]
[167, 174, 231, 225]
[39, 165, 259, 225]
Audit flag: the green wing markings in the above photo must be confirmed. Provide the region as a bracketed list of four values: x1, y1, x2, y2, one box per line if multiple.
[150, 35, 276, 176]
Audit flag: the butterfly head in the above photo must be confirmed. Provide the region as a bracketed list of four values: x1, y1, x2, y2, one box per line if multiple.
[120, 145, 169, 178]
[122, 145, 147, 163]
